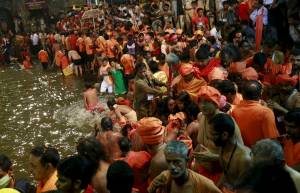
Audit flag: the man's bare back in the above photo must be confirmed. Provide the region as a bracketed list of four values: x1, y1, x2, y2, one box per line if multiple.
[84, 88, 100, 110]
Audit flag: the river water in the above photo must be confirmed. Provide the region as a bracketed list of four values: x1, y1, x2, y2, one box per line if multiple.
[0, 64, 105, 179]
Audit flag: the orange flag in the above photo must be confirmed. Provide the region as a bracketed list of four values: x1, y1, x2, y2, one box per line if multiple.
[255, 8, 264, 51]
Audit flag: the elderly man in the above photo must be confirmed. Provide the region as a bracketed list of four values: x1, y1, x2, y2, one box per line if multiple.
[29, 145, 60, 193]
[231, 80, 279, 147]
[148, 141, 222, 193]
[209, 113, 251, 191]
[175, 63, 207, 100]
[193, 86, 244, 184]
[251, 139, 300, 193]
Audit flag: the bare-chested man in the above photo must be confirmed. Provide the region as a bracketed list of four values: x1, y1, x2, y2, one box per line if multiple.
[83, 81, 104, 113]
[107, 97, 137, 126]
[77, 137, 109, 193]
[209, 113, 251, 191]
[68, 50, 82, 76]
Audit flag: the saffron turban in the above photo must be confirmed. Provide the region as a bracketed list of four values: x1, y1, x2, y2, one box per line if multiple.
[134, 117, 165, 145]
[241, 67, 259, 80]
[179, 63, 194, 76]
[197, 86, 222, 108]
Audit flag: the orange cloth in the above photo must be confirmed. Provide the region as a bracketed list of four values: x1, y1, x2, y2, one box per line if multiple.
[180, 63, 194, 76]
[55, 51, 64, 66]
[124, 151, 151, 193]
[60, 55, 69, 69]
[177, 77, 207, 100]
[275, 74, 298, 86]
[283, 138, 300, 167]
[197, 86, 222, 108]
[232, 100, 279, 147]
[255, 8, 264, 51]
[23, 60, 32, 69]
[85, 37, 94, 55]
[134, 117, 165, 145]
[208, 67, 228, 82]
[36, 170, 57, 193]
[120, 54, 135, 75]
[38, 50, 49, 63]
[166, 112, 186, 133]
[241, 67, 258, 80]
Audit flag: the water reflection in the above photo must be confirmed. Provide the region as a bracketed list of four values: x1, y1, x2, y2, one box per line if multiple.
[0, 66, 105, 178]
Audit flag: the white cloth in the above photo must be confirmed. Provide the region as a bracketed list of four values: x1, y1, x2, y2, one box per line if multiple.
[31, 33, 39, 46]
[263, 0, 273, 5]
[100, 78, 113, 93]
[250, 6, 268, 26]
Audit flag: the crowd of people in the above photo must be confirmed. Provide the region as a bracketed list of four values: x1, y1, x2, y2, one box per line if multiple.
[1, 0, 300, 193]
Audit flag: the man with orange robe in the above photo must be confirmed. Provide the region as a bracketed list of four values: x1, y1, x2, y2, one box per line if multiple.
[134, 117, 168, 181]
[232, 80, 279, 147]
[38, 49, 49, 70]
[175, 63, 207, 100]
[194, 86, 244, 184]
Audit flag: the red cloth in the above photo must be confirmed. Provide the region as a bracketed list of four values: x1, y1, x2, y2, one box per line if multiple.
[198, 165, 222, 184]
[194, 58, 221, 80]
[255, 8, 264, 51]
[69, 34, 78, 51]
[238, 2, 250, 21]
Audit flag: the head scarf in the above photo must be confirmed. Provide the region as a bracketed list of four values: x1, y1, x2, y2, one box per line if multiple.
[134, 117, 165, 145]
[197, 86, 222, 108]
[179, 63, 194, 76]
[241, 67, 259, 80]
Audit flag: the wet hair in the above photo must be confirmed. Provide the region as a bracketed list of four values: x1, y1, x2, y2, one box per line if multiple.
[148, 59, 160, 73]
[164, 140, 189, 159]
[57, 156, 94, 190]
[216, 80, 237, 95]
[76, 137, 108, 164]
[118, 137, 131, 155]
[187, 103, 200, 120]
[235, 161, 297, 193]
[84, 81, 94, 89]
[196, 46, 210, 60]
[0, 154, 12, 172]
[210, 113, 235, 137]
[177, 91, 192, 108]
[157, 53, 166, 64]
[241, 80, 262, 100]
[135, 62, 146, 73]
[101, 117, 113, 131]
[107, 161, 134, 193]
[30, 145, 60, 168]
[251, 139, 285, 165]
[107, 97, 117, 108]
[284, 109, 300, 127]
[178, 48, 191, 62]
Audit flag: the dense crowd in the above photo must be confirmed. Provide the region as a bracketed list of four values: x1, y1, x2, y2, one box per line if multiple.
[1, 0, 300, 193]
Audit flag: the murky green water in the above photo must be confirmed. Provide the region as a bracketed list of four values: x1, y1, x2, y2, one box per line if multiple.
[0, 64, 103, 179]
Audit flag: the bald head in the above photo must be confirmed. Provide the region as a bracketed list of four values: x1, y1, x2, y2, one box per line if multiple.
[241, 80, 262, 100]
[164, 140, 189, 159]
[251, 139, 285, 166]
